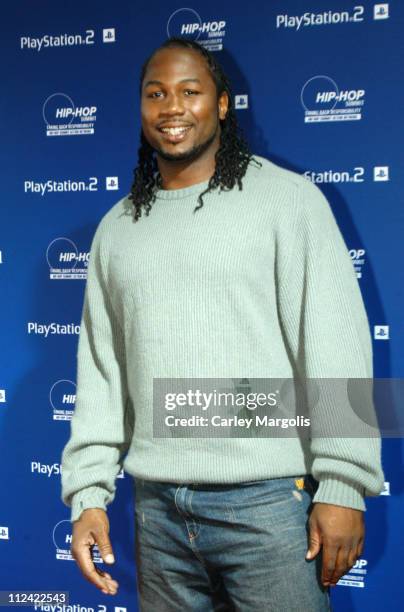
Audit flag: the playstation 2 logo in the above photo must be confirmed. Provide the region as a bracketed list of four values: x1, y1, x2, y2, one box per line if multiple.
[374, 4, 389, 19]
[373, 166, 389, 181]
[235, 95, 248, 109]
[103, 28, 116, 42]
[0, 526, 9, 540]
[106, 176, 119, 190]
[374, 325, 389, 340]
[380, 482, 390, 496]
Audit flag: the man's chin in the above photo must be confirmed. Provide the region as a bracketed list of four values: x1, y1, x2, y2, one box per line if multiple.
[156, 145, 199, 163]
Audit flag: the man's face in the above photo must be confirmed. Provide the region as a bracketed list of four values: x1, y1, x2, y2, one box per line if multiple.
[140, 47, 228, 162]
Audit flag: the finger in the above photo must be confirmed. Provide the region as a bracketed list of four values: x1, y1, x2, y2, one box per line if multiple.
[95, 566, 119, 583]
[95, 567, 119, 589]
[95, 531, 115, 565]
[306, 519, 322, 560]
[321, 542, 340, 586]
[328, 546, 350, 586]
[356, 536, 364, 559]
[74, 544, 114, 592]
[306, 533, 322, 559]
[98, 570, 115, 582]
[347, 541, 360, 570]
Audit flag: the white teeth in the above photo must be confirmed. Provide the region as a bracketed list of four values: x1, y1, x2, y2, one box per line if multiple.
[160, 127, 190, 135]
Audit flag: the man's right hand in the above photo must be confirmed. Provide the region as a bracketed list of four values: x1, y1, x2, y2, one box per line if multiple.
[71, 508, 119, 595]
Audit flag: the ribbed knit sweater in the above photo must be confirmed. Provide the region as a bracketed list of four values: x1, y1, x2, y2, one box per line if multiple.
[60, 155, 385, 522]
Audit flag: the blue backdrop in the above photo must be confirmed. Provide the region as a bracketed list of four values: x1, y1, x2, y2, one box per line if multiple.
[0, 1, 402, 610]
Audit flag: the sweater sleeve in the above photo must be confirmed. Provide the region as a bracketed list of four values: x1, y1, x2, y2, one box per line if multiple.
[276, 178, 385, 511]
[60, 222, 133, 523]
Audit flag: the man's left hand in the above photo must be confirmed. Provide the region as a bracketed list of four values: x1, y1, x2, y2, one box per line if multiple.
[305, 502, 365, 587]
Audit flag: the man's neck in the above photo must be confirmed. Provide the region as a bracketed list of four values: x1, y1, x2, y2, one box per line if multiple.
[156, 152, 216, 191]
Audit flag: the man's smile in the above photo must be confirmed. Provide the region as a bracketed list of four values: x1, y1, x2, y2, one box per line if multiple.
[157, 125, 194, 143]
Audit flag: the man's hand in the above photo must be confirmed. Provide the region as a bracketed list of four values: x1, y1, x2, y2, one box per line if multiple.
[305, 502, 365, 587]
[71, 508, 119, 595]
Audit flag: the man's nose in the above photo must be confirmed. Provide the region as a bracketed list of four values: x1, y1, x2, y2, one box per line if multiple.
[160, 93, 185, 115]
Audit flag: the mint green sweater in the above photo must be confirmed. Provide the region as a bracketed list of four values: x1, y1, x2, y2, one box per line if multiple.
[60, 155, 385, 522]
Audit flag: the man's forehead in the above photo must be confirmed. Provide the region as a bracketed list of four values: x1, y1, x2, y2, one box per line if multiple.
[144, 48, 209, 80]
[144, 77, 202, 88]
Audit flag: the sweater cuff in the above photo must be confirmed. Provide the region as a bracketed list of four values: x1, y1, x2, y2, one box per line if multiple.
[70, 486, 110, 523]
[312, 476, 366, 511]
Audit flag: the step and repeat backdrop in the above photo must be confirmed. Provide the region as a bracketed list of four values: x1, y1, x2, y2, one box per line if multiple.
[1, 1, 403, 610]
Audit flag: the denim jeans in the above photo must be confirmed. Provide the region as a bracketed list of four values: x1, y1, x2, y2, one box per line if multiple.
[133, 475, 332, 611]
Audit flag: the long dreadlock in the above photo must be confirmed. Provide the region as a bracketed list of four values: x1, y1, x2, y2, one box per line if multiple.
[128, 37, 262, 221]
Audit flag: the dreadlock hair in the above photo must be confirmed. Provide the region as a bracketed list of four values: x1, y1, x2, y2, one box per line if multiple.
[128, 36, 262, 221]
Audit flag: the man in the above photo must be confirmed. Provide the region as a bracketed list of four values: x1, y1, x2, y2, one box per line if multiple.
[61, 37, 385, 610]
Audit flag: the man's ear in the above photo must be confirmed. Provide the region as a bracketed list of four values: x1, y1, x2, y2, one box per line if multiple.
[218, 91, 229, 121]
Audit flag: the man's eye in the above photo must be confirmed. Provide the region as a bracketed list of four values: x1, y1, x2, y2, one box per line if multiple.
[147, 90, 199, 98]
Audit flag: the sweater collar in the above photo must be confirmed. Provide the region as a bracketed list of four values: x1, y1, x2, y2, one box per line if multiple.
[154, 177, 211, 200]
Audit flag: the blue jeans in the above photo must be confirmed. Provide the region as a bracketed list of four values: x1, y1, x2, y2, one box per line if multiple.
[133, 475, 332, 611]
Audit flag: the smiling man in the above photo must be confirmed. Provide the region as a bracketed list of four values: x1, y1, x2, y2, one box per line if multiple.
[141, 63, 225, 171]
[61, 37, 385, 611]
